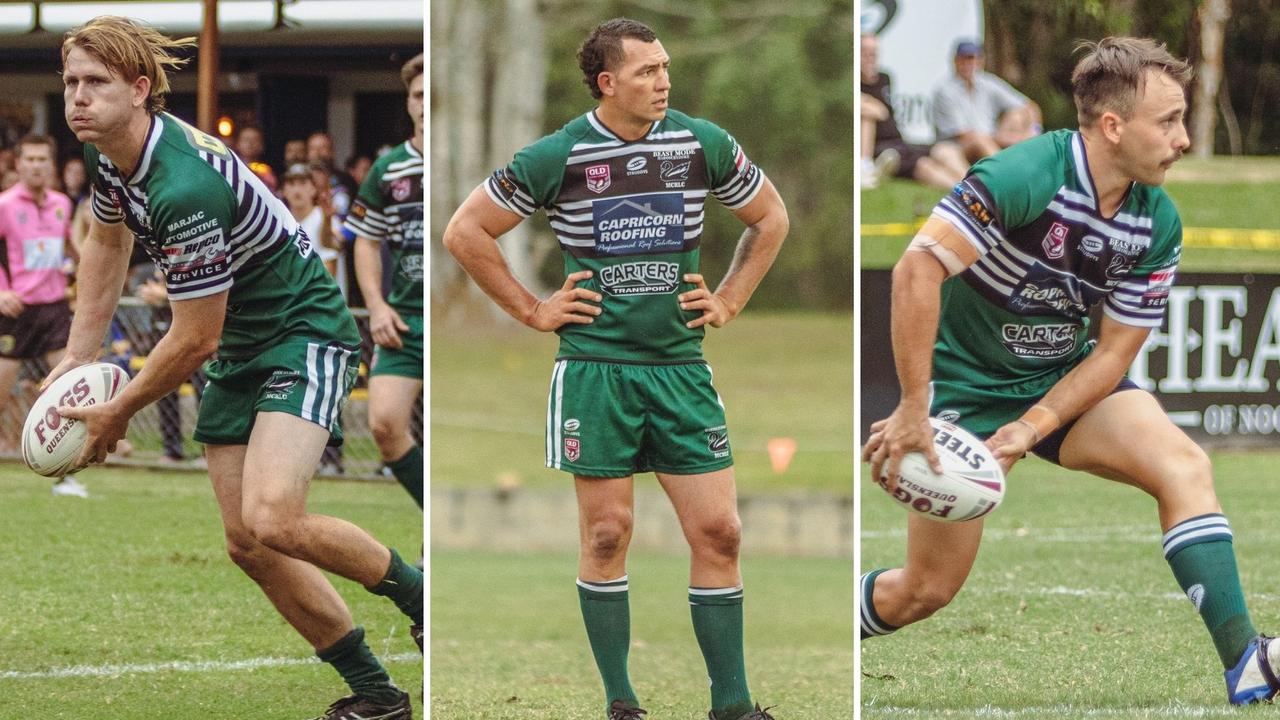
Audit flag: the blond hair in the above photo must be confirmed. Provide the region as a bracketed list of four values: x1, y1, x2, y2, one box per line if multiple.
[1072, 37, 1192, 127]
[400, 53, 423, 90]
[62, 16, 196, 113]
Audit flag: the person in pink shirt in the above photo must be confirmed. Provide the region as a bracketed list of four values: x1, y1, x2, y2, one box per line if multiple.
[0, 135, 80, 495]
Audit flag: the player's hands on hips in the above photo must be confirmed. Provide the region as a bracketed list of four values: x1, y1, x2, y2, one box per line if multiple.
[369, 303, 409, 350]
[679, 274, 736, 329]
[39, 354, 94, 394]
[986, 420, 1037, 475]
[528, 270, 602, 332]
[863, 402, 942, 493]
[58, 400, 130, 471]
[0, 290, 24, 318]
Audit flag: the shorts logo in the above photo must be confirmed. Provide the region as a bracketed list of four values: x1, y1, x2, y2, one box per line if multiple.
[1042, 222, 1069, 260]
[586, 164, 612, 194]
[563, 418, 581, 432]
[564, 437, 581, 462]
[598, 261, 680, 295]
[263, 371, 301, 401]
[1000, 322, 1078, 359]
[936, 410, 961, 423]
[391, 178, 413, 202]
[626, 156, 647, 174]
[704, 426, 730, 459]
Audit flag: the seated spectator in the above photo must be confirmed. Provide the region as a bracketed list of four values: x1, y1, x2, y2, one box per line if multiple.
[861, 32, 969, 189]
[235, 124, 277, 192]
[283, 138, 307, 167]
[932, 40, 1042, 163]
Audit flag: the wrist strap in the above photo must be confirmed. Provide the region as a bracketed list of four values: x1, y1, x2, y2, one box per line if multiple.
[1018, 404, 1060, 443]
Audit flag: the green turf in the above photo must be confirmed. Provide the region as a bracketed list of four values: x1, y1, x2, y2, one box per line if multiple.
[860, 450, 1280, 718]
[430, 312, 853, 496]
[860, 156, 1280, 271]
[0, 463, 423, 719]
[431, 549, 853, 719]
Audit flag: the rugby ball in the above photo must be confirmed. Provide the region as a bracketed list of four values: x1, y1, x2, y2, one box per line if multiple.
[876, 418, 1005, 522]
[21, 362, 130, 477]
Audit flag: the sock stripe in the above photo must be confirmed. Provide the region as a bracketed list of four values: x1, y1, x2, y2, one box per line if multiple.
[688, 585, 744, 605]
[1163, 513, 1233, 559]
[860, 570, 898, 638]
[577, 575, 629, 593]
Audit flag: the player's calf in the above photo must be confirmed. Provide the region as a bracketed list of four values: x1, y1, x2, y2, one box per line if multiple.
[863, 567, 963, 630]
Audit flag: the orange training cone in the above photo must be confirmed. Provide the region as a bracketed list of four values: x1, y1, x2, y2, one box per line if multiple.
[767, 437, 798, 474]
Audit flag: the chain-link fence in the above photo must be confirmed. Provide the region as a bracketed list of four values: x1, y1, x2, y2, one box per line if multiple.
[2, 299, 421, 481]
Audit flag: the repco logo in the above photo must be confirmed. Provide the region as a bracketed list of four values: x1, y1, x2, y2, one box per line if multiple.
[33, 378, 93, 449]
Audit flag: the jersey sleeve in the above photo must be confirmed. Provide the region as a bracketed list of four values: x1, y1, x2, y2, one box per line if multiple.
[151, 181, 238, 301]
[484, 134, 570, 218]
[343, 158, 388, 242]
[932, 135, 1059, 261]
[687, 118, 764, 210]
[84, 146, 125, 225]
[1103, 195, 1181, 328]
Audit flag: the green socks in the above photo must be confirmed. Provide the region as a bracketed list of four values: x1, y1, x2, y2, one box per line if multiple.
[368, 548, 423, 625]
[690, 585, 753, 720]
[578, 576, 639, 711]
[386, 445, 423, 508]
[1163, 513, 1257, 668]
[317, 626, 401, 704]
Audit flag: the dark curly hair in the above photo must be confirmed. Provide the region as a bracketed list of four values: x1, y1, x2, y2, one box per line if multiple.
[576, 18, 657, 100]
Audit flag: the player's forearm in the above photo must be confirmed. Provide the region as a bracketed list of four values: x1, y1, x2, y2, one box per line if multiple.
[890, 252, 946, 408]
[353, 237, 389, 310]
[110, 325, 216, 417]
[714, 205, 788, 315]
[1032, 344, 1134, 434]
[65, 235, 129, 361]
[442, 221, 539, 325]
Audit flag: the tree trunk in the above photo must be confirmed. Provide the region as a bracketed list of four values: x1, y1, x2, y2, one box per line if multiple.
[1192, 0, 1230, 158]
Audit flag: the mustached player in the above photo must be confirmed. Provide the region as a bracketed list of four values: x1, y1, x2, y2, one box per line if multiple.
[862, 36, 1280, 705]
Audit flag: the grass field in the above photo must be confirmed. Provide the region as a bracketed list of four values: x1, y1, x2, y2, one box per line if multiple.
[431, 549, 853, 719]
[860, 155, 1280, 271]
[860, 450, 1280, 719]
[0, 464, 422, 720]
[430, 312, 854, 496]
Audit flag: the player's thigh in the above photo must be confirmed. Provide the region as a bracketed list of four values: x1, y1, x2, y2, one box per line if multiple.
[575, 474, 636, 537]
[368, 314, 423, 384]
[902, 512, 985, 592]
[547, 360, 644, 478]
[205, 443, 250, 532]
[241, 411, 332, 515]
[1057, 389, 1213, 499]
[642, 363, 734, 476]
[0, 357, 21, 391]
[367, 374, 422, 427]
[655, 467, 738, 538]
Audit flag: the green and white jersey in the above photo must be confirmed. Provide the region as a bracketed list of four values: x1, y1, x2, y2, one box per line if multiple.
[86, 112, 358, 357]
[343, 141, 423, 314]
[485, 108, 764, 362]
[932, 129, 1181, 382]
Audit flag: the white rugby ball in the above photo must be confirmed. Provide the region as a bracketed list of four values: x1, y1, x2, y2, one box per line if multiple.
[22, 362, 130, 477]
[877, 418, 1005, 522]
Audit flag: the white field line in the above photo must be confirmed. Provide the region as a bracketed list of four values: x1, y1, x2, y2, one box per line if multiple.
[863, 705, 1240, 718]
[0, 652, 420, 680]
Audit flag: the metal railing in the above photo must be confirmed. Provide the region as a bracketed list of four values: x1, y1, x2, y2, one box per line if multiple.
[3, 298, 422, 481]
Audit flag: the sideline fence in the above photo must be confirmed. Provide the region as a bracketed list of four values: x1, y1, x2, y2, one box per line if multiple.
[4, 299, 421, 481]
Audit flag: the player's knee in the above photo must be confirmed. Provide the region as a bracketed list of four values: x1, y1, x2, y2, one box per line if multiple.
[225, 532, 272, 576]
[1148, 442, 1216, 502]
[692, 514, 742, 560]
[901, 578, 960, 621]
[244, 508, 303, 556]
[584, 513, 632, 561]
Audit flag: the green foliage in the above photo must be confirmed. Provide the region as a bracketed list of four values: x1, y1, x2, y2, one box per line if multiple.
[536, 1, 854, 310]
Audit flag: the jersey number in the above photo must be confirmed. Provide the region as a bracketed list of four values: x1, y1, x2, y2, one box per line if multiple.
[174, 116, 229, 157]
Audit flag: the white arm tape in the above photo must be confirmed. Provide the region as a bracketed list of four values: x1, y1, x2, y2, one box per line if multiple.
[906, 234, 967, 276]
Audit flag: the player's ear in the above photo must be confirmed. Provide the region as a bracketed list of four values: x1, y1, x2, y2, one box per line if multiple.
[597, 70, 616, 98]
[132, 75, 151, 110]
[1098, 110, 1124, 144]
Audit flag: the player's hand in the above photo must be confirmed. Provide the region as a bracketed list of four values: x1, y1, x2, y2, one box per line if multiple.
[370, 303, 409, 349]
[137, 279, 168, 307]
[0, 290, 24, 318]
[863, 403, 942, 493]
[986, 420, 1038, 475]
[679, 274, 737, 329]
[527, 270, 602, 332]
[58, 400, 130, 471]
[39, 354, 94, 394]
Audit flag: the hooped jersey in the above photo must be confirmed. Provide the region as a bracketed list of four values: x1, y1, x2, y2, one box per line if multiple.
[344, 141, 423, 314]
[485, 109, 764, 362]
[86, 112, 358, 357]
[931, 130, 1181, 383]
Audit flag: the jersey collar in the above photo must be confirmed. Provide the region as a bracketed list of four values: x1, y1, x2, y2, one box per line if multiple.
[586, 109, 655, 143]
[1071, 130, 1133, 219]
[124, 113, 163, 186]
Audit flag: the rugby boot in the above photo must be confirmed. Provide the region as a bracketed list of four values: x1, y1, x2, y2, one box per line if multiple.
[410, 622, 423, 652]
[607, 700, 647, 719]
[312, 690, 412, 719]
[709, 704, 777, 720]
[1225, 634, 1280, 704]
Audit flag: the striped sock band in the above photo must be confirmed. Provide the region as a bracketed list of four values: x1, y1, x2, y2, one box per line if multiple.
[577, 575, 630, 595]
[577, 575, 637, 709]
[860, 569, 899, 639]
[689, 585, 751, 718]
[688, 584, 744, 606]
[1163, 513, 1234, 560]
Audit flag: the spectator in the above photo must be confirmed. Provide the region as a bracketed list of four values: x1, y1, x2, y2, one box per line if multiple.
[932, 40, 1042, 163]
[235, 124, 277, 192]
[308, 131, 367, 305]
[346, 154, 373, 187]
[861, 32, 969, 190]
[61, 156, 88, 203]
[0, 135, 82, 496]
[283, 138, 307, 167]
[282, 163, 343, 281]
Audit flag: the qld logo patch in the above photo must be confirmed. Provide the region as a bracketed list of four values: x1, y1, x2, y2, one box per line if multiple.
[564, 437, 581, 462]
[391, 178, 413, 202]
[1042, 222, 1069, 260]
[585, 164, 612, 194]
[593, 193, 684, 256]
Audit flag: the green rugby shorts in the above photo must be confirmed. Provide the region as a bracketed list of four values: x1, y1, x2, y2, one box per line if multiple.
[195, 339, 360, 447]
[545, 359, 733, 478]
[369, 312, 423, 380]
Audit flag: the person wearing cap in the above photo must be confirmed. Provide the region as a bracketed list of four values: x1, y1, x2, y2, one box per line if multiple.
[931, 40, 1042, 162]
[282, 162, 341, 280]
